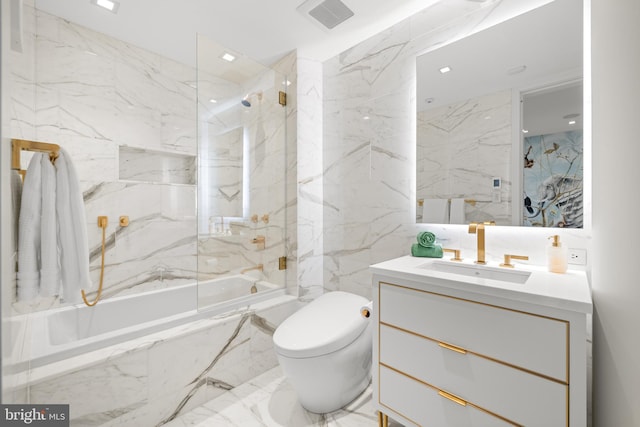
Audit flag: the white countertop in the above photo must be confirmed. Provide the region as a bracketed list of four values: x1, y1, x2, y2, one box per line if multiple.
[370, 255, 592, 314]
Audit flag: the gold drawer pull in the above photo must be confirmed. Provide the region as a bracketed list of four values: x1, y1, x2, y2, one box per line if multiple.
[438, 341, 467, 354]
[438, 390, 467, 407]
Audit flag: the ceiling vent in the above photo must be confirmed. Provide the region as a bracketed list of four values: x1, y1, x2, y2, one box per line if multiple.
[297, 0, 354, 30]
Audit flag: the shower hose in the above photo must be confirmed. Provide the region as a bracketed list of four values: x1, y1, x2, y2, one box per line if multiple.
[81, 216, 107, 306]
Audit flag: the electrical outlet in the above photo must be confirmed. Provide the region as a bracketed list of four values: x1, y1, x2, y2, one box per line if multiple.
[568, 248, 587, 265]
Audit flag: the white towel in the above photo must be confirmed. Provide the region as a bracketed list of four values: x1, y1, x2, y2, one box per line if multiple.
[449, 198, 466, 224]
[56, 148, 91, 303]
[17, 147, 92, 303]
[422, 198, 449, 224]
[40, 154, 59, 296]
[17, 154, 43, 301]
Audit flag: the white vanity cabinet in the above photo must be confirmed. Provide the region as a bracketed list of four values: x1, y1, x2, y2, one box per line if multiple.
[371, 256, 592, 427]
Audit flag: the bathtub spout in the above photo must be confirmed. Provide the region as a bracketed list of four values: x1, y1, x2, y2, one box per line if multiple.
[241, 264, 263, 274]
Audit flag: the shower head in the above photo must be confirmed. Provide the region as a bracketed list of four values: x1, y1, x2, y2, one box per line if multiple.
[241, 91, 263, 108]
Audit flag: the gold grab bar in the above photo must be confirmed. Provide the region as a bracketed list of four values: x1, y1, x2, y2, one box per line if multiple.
[11, 139, 60, 179]
[81, 216, 108, 307]
[417, 198, 487, 207]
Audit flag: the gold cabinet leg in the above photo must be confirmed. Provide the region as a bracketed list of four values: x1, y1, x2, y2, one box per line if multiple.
[377, 411, 389, 427]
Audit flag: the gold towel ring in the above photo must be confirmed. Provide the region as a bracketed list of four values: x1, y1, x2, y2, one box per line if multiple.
[81, 216, 108, 307]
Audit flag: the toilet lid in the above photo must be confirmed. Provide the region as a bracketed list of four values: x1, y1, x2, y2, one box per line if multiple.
[273, 291, 370, 358]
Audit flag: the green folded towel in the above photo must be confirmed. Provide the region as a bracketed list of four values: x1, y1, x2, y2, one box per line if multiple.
[411, 243, 443, 258]
[417, 231, 437, 248]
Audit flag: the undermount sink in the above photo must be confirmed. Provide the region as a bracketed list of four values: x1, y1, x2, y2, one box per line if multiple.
[422, 260, 532, 284]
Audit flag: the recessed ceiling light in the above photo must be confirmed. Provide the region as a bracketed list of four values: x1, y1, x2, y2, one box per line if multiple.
[221, 52, 236, 62]
[522, 129, 529, 134]
[568, 120, 576, 125]
[282, 80, 292, 87]
[363, 116, 370, 120]
[209, 99, 217, 104]
[439, 66, 452, 74]
[91, 0, 120, 13]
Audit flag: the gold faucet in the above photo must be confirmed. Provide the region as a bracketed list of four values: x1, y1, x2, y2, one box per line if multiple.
[241, 264, 263, 274]
[500, 254, 529, 268]
[468, 221, 495, 265]
[443, 248, 463, 262]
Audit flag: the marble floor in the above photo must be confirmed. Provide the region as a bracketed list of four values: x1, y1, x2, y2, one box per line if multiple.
[164, 366, 403, 427]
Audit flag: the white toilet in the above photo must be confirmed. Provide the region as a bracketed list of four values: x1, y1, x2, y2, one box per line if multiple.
[272, 291, 373, 414]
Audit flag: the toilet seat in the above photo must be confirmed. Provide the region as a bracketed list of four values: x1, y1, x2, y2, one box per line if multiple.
[273, 291, 369, 359]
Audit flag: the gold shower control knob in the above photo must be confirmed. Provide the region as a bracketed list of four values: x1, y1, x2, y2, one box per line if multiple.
[119, 216, 129, 227]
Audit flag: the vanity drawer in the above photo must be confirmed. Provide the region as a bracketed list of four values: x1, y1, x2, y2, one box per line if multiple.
[379, 324, 567, 426]
[379, 282, 568, 381]
[379, 365, 516, 427]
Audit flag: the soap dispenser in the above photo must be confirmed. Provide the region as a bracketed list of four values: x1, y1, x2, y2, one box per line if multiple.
[547, 235, 568, 274]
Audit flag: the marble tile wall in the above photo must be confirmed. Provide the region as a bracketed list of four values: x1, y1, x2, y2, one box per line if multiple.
[9, 5, 199, 312]
[417, 89, 512, 224]
[294, 57, 324, 299]
[320, 0, 590, 299]
[3, 4, 299, 415]
[15, 296, 299, 426]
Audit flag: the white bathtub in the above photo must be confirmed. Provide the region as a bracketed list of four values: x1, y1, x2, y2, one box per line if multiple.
[7, 275, 283, 371]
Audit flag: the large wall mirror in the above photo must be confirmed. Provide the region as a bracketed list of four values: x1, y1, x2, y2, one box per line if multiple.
[416, 0, 583, 227]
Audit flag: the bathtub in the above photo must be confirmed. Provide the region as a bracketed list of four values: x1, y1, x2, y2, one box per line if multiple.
[7, 274, 283, 371]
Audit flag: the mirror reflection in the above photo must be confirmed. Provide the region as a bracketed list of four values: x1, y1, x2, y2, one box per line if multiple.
[416, 0, 583, 227]
[522, 81, 583, 227]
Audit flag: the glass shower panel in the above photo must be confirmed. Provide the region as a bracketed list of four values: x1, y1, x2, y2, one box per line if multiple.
[196, 34, 287, 309]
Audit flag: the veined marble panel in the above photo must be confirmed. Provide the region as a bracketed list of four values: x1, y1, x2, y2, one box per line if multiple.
[18, 296, 298, 426]
[417, 90, 513, 223]
[321, 0, 564, 297]
[8, 6, 200, 309]
[119, 146, 196, 185]
[163, 366, 388, 427]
